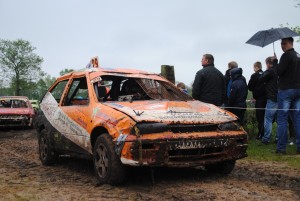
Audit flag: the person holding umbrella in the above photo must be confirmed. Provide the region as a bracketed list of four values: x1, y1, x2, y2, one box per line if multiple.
[246, 27, 300, 154]
[274, 37, 300, 154]
[258, 57, 278, 144]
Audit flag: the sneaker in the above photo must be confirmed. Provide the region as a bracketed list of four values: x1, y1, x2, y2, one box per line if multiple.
[275, 150, 286, 154]
[288, 138, 295, 146]
[261, 141, 269, 145]
[256, 135, 262, 140]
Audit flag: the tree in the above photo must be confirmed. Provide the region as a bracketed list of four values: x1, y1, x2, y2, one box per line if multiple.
[34, 74, 56, 100]
[0, 39, 43, 95]
[60, 68, 74, 76]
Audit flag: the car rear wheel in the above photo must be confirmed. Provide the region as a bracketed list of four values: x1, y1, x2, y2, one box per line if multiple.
[38, 129, 57, 165]
[205, 160, 236, 175]
[93, 134, 125, 185]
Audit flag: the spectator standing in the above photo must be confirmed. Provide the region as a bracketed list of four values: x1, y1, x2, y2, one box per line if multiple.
[177, 82, 189, 94]
[275, 37, 300, 154]
[228, 68, 248, 125]
[248, 61, 267, 139]
[259, 57, 278, 144]
[192, 54, 225, 106]
[224, 61, 238, 106]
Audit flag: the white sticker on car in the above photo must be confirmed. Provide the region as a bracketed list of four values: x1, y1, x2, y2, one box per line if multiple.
[40, 92, 92, 153]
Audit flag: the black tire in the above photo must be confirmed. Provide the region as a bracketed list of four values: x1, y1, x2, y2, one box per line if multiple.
[38, 129, 57, 165]
[205, 160, 236, 175]
[93, 134, 125, 185]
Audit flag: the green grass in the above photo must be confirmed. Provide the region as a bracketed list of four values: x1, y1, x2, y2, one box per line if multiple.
[243, 105, 300, 169]
[246, 138, 300, 168]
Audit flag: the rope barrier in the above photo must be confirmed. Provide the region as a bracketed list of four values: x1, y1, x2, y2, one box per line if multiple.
[221, 106, 300, 111]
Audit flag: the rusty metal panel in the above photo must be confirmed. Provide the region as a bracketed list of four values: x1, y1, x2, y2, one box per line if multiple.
[104, 101, 236, 124]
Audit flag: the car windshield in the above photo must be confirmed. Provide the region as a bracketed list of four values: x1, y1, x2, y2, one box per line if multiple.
[92, 76, 192, 102]
[0, 99, 28, 108]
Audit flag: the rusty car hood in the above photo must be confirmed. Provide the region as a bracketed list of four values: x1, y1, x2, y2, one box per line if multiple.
[103, 101, 236, 124]
[0, 108, 34, 115]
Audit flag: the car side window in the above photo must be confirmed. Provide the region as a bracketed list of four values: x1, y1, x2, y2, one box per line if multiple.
[50, 80, 69, 103]
[65, 77, 89, 106]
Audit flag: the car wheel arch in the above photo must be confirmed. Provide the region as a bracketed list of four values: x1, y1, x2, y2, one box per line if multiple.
[90, 126, 110, 148]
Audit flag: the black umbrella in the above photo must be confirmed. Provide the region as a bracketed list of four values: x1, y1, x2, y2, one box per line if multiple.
[246, 27, 300, 54]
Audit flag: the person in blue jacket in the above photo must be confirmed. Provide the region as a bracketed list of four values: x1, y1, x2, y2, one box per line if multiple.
[228, 67, 248, 125]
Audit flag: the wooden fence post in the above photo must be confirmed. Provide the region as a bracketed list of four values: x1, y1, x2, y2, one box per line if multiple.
[161, 65, 175, 84]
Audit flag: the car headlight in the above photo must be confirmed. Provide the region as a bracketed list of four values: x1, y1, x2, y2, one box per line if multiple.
[218, 121, 242, 131]
[130, 123, 169, 135]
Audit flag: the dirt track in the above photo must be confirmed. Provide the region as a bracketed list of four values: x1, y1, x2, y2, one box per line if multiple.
[0, 128, 300, 201]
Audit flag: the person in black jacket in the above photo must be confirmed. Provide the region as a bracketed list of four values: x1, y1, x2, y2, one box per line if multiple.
[228, 68, 248, 125]
[248, 61, 267, 139]
[258, 57, 278, 144]
[192, 54, 225, 106]
[275, 37, 300, 154]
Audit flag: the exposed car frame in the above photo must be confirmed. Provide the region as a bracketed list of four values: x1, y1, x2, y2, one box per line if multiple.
[35, 67, 248, 185]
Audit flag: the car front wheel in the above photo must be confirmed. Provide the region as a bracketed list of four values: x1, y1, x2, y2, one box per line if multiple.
[38, 129, 57, 165]
[93, 134, 125, 185]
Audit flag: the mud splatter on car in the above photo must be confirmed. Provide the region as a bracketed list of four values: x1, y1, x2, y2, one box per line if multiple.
[35, 65, 247, 185]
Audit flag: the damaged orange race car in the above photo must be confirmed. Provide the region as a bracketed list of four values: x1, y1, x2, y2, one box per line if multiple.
[35, 66, 248, 185]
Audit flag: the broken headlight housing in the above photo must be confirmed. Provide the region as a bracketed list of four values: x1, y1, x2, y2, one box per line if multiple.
[217, 121, 242, 131]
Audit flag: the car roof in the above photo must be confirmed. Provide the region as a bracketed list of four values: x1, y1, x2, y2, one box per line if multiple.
[0, 96, 30, 101]
[57, 67, 168, 83]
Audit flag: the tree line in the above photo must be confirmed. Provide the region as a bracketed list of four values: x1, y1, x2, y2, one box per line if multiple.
[0, 39, 73, 100]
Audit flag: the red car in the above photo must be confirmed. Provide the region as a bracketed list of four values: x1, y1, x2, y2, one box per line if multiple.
[0, 96, 35, 128]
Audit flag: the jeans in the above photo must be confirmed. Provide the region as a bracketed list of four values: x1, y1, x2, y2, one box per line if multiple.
[262, 99, 277, 143]
[277, 89, 300, 152]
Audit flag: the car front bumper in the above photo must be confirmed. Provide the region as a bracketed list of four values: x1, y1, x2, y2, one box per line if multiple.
[119, 132, 248, 167]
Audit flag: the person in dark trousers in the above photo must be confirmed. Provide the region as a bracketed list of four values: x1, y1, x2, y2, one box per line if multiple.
[274, 37, 300, 154]
[192, 54, 225, 106]
[288, 114, 296, 145]
[258, 57, 278, 144]
[248, 61, 267, 139]
[228, 68, 248, 125]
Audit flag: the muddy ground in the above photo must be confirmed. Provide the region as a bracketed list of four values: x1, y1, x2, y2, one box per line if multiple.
[0, 128, 299, 201]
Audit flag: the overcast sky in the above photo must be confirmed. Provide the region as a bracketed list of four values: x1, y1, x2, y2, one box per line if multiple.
[1, 0, 300, 86]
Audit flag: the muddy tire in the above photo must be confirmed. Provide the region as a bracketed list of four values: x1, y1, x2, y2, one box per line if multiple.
[38, 129, 57, 165]
[93, 134, 125, 185]
[205, 160, 236, 175]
